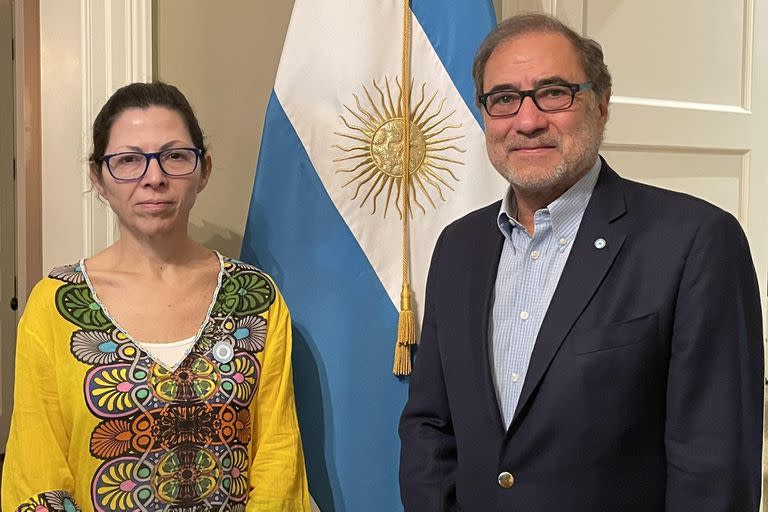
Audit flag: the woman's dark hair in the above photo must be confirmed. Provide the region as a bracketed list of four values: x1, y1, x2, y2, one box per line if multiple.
[89, 81, 207, 165]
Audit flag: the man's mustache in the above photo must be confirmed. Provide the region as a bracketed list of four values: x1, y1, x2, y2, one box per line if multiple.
[505, 136, 559, 150]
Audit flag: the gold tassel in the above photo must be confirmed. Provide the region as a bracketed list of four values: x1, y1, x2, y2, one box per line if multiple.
[397, 309, 416, 344]
[393, 342, 412, 376]
[393, 284, 416, 376]
[397, 285, 417, 345]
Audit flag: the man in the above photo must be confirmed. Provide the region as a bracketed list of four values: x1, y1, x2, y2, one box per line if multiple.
[399, 13, 763, 512]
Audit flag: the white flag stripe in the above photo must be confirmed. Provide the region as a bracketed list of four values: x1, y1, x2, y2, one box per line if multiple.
[275, 0, 506, 316]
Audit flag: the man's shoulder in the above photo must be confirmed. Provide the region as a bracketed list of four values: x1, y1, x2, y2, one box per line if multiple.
[617, 174, 733, 223]
[442, 200, 502, 237]
[606, 169, 750, 254]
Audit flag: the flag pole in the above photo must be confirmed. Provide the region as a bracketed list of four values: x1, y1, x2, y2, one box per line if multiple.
[393, 0, 416, 376]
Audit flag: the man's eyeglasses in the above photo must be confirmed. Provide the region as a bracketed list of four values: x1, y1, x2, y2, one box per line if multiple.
[99, 147, 203, 182]
[478, 82, 593, 118]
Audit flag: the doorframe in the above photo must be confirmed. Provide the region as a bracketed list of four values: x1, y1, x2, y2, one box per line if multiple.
[13, 0, 41, 317]
[0, 0, 19, 453]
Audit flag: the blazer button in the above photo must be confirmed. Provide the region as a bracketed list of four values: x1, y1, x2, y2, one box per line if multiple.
[497, 471, 514, 489]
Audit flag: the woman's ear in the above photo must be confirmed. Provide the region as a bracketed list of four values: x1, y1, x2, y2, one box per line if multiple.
[89, 161, 106, 198]
[197, 152, 213, 193]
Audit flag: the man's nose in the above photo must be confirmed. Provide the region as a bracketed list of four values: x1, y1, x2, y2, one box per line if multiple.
[512, 96, 548, 135]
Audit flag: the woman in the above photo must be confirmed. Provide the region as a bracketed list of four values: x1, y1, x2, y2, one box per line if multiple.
[2, 82, 310, 511]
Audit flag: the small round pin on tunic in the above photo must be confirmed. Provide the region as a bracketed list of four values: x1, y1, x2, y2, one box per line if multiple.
[594, 238, 607, 249]
[213, 340, 234, 363]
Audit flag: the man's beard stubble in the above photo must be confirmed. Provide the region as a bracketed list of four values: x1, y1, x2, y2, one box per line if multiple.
[491, 106, 605, 194]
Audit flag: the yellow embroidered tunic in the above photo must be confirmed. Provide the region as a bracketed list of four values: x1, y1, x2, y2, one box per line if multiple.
[2, 257, 310, 512]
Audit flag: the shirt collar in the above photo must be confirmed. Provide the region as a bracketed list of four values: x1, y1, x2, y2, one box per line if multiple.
[497, 156, 602, 240]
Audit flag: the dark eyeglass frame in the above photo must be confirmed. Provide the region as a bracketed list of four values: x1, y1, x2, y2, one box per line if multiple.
[99, 147, 203, 182]
[478, 82, 594, 118]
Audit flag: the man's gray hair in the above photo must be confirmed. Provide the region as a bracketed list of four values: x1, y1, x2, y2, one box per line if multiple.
[472, 13, 612, 104]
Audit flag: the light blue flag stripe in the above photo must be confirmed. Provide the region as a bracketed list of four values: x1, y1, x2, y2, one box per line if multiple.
[242, 92, 408, 512]
[412, 0, 496, 125]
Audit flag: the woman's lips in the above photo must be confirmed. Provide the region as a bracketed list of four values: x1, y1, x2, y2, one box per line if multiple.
[138, 201, 174, 211]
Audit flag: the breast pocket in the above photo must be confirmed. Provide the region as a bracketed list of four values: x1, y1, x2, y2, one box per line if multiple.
[570, 312, 658, 355]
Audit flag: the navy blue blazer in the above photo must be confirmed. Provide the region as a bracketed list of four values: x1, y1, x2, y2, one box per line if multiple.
[399, 160, 764, 511]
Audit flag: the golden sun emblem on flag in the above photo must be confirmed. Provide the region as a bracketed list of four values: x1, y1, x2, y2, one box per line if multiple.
[332, 78, 466, 217]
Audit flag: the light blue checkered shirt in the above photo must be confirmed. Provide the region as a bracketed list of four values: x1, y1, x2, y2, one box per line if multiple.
[490, 159, 601, 428]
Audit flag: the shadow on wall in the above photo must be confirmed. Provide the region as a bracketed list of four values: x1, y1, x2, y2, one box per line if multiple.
[239, 202, 341, 511]
[292, 323, 338, 512]
[189, 220, 243, 259]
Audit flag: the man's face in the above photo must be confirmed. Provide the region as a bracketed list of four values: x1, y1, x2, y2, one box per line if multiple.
[482, 31, 609, 194]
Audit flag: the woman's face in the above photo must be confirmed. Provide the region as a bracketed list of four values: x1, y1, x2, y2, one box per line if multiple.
[92, 106, 211, 239]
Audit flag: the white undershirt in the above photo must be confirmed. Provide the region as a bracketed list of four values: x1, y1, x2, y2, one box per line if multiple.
[135, 335, 197, 369]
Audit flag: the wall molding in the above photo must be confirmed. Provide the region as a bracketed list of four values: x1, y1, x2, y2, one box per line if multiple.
[80, 0, 153, 256]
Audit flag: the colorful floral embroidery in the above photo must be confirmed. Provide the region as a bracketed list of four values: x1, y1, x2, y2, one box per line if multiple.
[226, 353, 261, 405]
[50, 259, 273, 511]
[153, 356, 219, 402]
[215, 267, 275, 316]
[49, 262, 86, 284]
[56, 283, 112, 330]
[231, 315, 268, 352]
[91, 458, 140, 510]
[70, 329, 133, 365]
[16, 491, 81, 512]
[90, 419, 133, 459]
[154, 445, 221, 502]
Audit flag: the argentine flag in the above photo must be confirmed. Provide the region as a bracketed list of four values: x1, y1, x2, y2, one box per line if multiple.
[241, 1, 505, 510]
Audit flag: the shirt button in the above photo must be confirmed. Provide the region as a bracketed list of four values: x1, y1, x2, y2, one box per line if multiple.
[498, 471, 515, 489]
[559, 238, 568, 246]
[520, 311, 529, 320]
[511, 372, 520, 382]
[530, 250, 540, 260]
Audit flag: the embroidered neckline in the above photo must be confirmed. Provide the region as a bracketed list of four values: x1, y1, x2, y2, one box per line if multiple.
[78, 251, 225, 372]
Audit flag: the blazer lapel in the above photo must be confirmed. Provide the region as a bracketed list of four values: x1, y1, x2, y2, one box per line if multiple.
[510, 163, 629, 426]
[466, 203, 507, 435]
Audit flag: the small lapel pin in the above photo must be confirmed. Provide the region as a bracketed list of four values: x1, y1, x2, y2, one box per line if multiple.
[213, 340, 234, 364]
[594, 238, 607, 250]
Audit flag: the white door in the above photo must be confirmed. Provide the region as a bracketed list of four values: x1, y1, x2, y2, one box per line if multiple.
[502, 0, 768, 504]
[499, 0, 768, 310]
[0, 0, 17, 451]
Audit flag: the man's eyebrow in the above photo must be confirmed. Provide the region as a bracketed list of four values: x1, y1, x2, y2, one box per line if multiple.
[532, 76, 572, 88]
[485, 83, 520, 94]
[484, 76, 573, 94]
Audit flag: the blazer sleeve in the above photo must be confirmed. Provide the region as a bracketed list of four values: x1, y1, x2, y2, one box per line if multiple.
[664, 209, 764, 511]
[1, 290, 82, 512]
[399, 231, 459, 511]
[247, 285, 311, 512]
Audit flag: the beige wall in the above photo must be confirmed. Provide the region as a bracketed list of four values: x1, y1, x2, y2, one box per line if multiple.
[155, 1, 503, 258]
[154, 1, 294, 258]
[39, 0, 84, 270]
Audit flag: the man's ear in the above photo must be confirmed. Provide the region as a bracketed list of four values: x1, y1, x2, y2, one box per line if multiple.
[597, 88, 611, 122]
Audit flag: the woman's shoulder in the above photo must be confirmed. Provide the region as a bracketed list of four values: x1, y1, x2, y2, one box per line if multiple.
[216, 255, 287, 313]
[29, 260, 86, 297]
[19, 260, 86, 325]
[220, 255, 275, 282]
[47, 260, 87, 285]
